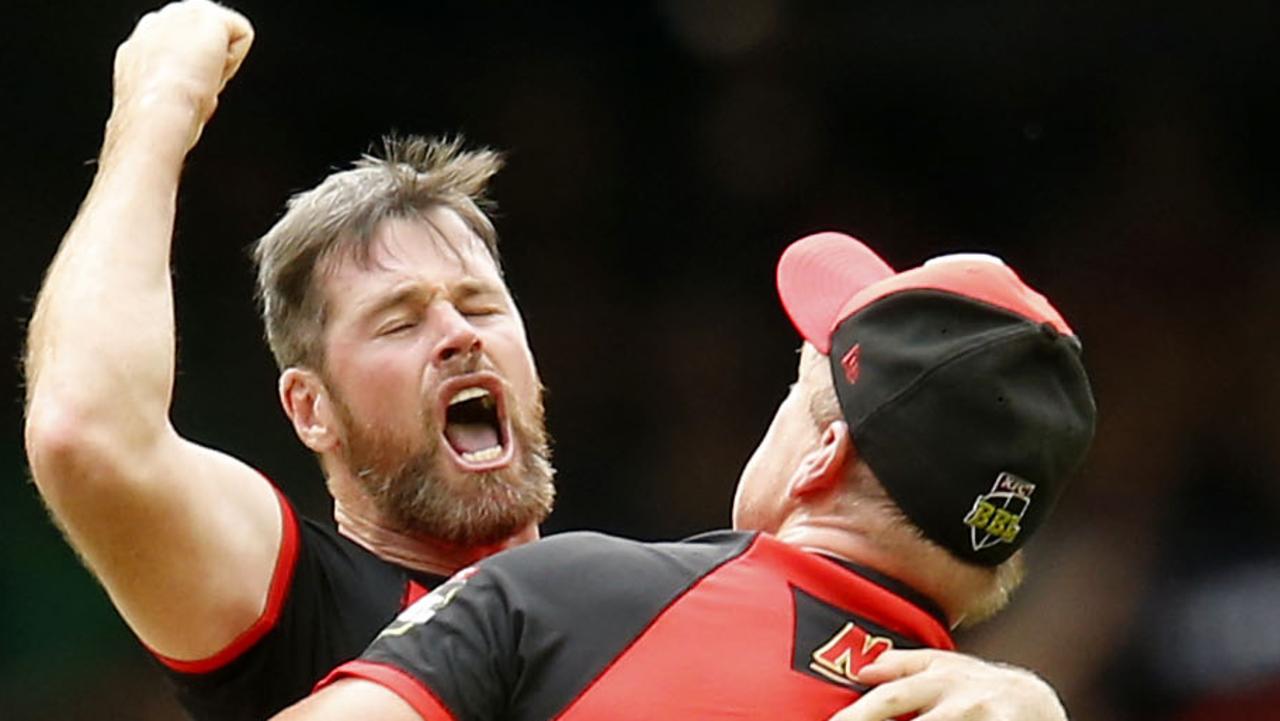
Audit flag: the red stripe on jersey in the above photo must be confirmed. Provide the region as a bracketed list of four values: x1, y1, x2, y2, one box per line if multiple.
[402, 579, 431, 609]
[151, 483, 302, 673]
[318, 660, 457, 721]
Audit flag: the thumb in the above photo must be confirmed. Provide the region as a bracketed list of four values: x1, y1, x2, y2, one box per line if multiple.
[219, 9, 255, 89]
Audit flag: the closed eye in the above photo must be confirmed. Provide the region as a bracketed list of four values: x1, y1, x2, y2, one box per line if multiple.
[378, 319, 419, 336]
[461, 304, 502, 318]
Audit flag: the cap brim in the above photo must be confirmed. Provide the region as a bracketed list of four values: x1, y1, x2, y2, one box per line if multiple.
[777, 232, 895, 353]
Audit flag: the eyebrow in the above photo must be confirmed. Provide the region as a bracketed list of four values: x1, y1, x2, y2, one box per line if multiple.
[451, 278, 504, 301]
[354, 285, 432, 322]
[354, 279, 504, 322]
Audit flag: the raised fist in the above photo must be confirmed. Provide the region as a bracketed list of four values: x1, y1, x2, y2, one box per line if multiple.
[111, 0, 254, 150]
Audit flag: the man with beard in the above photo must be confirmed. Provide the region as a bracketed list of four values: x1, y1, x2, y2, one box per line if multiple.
[23, 3, 553, 719]
[23, 3, 1075, 720]
[275, 233, 1094, 721]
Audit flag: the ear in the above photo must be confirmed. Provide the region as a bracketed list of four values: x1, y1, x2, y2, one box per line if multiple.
[280, 367, 340, 453]
[786, 420, 853, 499]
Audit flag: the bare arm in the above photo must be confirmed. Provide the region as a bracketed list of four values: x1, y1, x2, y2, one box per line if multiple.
[23, 0, 282, 662]
[827, 649, 1068, 721]
[273, 679, 425, 721]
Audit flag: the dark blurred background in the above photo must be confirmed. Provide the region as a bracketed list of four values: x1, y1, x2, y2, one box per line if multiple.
[4, 1, 1280, 719]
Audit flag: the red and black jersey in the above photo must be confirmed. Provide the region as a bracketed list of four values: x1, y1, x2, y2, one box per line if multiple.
[321, 530, 955, 720]
[154, 491, 446, 721]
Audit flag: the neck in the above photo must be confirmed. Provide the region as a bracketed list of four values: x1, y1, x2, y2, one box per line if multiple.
[773, 513, 978, 628]
[327, 469, 537, 577]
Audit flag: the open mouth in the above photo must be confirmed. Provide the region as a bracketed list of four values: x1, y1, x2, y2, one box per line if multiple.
[442, 379, 513, 469]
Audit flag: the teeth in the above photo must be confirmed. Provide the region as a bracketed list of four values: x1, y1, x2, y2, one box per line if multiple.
[461, 446, 504, 463]
[449, 387, 491, 406]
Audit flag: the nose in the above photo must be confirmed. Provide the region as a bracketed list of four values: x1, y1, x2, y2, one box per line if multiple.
[430, 302, 482, 367]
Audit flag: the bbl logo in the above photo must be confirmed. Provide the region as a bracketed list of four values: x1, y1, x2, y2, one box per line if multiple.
[963, 472, 1036, 551]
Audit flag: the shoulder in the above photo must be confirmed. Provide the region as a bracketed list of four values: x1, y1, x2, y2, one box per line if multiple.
[358, 531, 763, 720]
[489, 529, 754, 571]
[477, 530, 759, 606]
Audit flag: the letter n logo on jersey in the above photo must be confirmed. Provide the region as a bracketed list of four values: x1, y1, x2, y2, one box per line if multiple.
[809, 622, 894, 685]
[791, 587, 907, 690]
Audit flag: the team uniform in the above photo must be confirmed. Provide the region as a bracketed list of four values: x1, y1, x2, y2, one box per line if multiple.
[151, 490, 446, 721]
[320, 530, 956, 720]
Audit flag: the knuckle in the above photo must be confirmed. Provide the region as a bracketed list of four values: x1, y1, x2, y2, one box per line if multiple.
[877, 690, 905, 708]
[961, 700, 993, 720]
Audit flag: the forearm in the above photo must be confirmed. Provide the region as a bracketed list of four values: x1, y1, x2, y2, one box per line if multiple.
[26, 84, 200, 453]
[18, 1, 284, 664]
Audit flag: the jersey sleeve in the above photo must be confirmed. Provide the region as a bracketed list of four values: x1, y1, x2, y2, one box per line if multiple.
[317, 566, 516, 721]
[157, 490, 409, 721]
[149, 485, 302, 675]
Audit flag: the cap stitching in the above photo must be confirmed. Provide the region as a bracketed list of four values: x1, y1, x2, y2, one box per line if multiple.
[848, 323, 1045, 436]
[845, 287, 1046, 328]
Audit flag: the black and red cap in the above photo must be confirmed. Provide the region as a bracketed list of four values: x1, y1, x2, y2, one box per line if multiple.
[777, 232, 1096, 566]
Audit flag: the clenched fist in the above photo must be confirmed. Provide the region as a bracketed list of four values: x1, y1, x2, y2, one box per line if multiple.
[108, 0, 254, 153]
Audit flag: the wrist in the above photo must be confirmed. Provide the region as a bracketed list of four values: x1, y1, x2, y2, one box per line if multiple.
[103, 93, 204, 166]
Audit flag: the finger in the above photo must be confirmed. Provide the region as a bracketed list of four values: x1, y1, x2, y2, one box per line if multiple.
[825, 674, 942, 721]
[906, 710, 957, 721]
[853, 648, 945, 684]
[220, 9, 255, 85]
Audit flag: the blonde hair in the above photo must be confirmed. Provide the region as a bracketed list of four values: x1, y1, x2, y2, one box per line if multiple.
[798, 342, 842, 429]
[253, 135, 505, 370]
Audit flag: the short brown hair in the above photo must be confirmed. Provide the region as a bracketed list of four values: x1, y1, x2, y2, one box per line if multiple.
[253, 135, 505, 370]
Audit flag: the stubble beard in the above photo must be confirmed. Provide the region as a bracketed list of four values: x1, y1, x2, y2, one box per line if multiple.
[335, 383, 556, 547]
